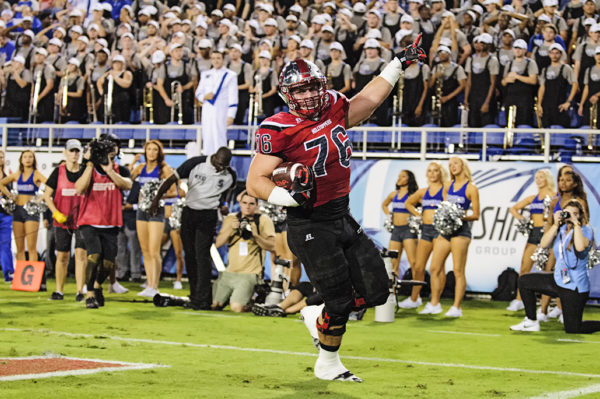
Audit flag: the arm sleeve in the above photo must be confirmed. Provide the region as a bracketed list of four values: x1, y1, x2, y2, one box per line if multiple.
[195, 71, 205, 102]
[175, 156, 207, 179]
[227, 72, 238, 119]
[528, 60, 539, 76]
[45, 168, 59, 190]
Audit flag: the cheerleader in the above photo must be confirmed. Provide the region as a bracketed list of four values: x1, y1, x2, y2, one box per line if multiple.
[130, 140, 175, 297]
[0, 150, 13, 282]
[507, 169, 556, 311]
[421, 157, 480, 317]
[381, 170, 419, 276]
[0, 150, 46, 262]
[162, 181, 185, 290]
[401, 162, 448, 309]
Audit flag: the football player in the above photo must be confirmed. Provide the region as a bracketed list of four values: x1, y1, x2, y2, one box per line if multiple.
[246, 36, 426, 382]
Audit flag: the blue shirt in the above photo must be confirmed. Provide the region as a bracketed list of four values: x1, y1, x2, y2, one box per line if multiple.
[0, 40, 15, 63]
[528, 35, 566, 52]
[553, 224, 593, 293]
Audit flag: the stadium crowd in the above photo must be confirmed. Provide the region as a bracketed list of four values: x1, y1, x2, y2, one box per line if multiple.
[0, 0, 598, 131]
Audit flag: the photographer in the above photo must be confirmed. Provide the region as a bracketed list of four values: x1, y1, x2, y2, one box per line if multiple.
[511, 199, 600, 334]
[75, 134, 132, 309]
[213, 191, 275, 312]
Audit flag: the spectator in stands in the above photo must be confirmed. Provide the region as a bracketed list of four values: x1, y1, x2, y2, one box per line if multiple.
[1, 55, 31, 120]
[507, 169, 556, 312]
[422, 157, 480, 318]
[353, 39, 390, 125]
[44, 140, 87, 301]
[429, 45, 467, 127]
[465, 33, 499, 127]
[530, 23, 562, 71]
[213, 191, 275, 312]
[97, 55, 133, 123]
[537, 43, 577, 128]
[299, 39, 325, 72]
[511, 199, 600, 334]
[31, 47, 55, 123]
[573, 23, 600, 91]
[383, 0, 402, 39]
[568, 2, 597, 57]
[399, 34, 430, 127]
[282, 34, 301, 64]
[227, 44, 253, 126]
[325, 42, 351, 94]
[0, 150, 13, 283]
[431, 12, 471, 65]
[252, 50, 277, 118]
[536, 0, 568, 41]
[578, 46, 600, 125]
[57, 58, 85, 123]
[496, 29, 516, 78]
[314, 24, 334, 65]
[381, 170, 419, 276]
[0, 150, 46, 262]
[502, 39, 538, 126]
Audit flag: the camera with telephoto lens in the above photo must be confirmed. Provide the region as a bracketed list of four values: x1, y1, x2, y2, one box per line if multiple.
[560, 210, 571, 223]
[89, 138, 116, 166]
[238, 217, 253, 240]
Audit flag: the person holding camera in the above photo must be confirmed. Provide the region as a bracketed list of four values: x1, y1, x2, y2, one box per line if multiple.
[75, 134, 132, 309]
[511, 199, 600, 334]
[212, 191, 275, 312]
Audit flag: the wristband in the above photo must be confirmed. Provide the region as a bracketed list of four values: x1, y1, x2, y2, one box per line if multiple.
[268, 186, 300, 207]
[378, 58, 402, 87]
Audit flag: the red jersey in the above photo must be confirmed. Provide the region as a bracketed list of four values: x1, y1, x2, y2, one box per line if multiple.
[77, 165, 123, 227]
[53, 164, 80, 229]
[255, 91, 352, 207]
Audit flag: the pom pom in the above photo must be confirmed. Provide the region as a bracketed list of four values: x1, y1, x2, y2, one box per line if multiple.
[515, 216, 533, 236]
[24, 194, 47, 216]
[408, 215, 422, 235]
[384, 214, 393, 233]
[531, 246, 549, 271]
[543, 195, 552, 220]
[0, 189, 17, 214]
[588, 247, 600, 270]
[139, 180, 164, 212]
[168, 198, 186, 230]
[433, 201, 465, 236]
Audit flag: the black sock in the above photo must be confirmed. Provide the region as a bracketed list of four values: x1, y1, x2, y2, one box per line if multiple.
[319, 342, 340, 352]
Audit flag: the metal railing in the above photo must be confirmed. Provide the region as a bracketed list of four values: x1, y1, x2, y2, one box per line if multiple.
[2, 123, 598, 163]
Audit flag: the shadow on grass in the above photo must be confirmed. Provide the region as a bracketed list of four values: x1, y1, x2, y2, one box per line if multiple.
[276, 378, 362, 399]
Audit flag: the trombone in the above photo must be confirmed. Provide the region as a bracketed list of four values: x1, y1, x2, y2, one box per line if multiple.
[431, 65, 445, 126]
[143, 84, 154, 123]
[104, 73, 114, 124]
[170, 81, 183, 124]
[504, 105, 516, 149]
[254, 73, 264, 120]
[589, 103, 597, 150]
[28, 70, 42, 124]
[87, 75, 97, 123]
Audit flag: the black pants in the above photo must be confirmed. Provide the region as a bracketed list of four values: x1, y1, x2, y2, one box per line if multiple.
[180, 207, 218, 307]
[287, 214, 388, 321]
[519, 272, 600, 334]
[79, 225, 119, 291]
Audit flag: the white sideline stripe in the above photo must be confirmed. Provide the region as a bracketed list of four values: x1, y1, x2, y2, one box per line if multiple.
[427, 330, 501, 337]
[528, 383, 600, 399]
[3, 328, 600, 379]
[557, 338, 600, 344]
[176, 311, 240, 318]
[0, 355, 168, 382]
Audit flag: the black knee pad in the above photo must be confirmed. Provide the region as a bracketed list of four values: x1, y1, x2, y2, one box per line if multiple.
[317, 310, 348, 336]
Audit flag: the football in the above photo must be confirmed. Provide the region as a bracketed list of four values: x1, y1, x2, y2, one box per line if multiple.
[271, 162, 309, 190]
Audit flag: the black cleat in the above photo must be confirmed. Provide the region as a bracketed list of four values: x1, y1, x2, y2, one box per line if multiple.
[85, 297, 99, 309]
[75, 293, 85, 302]
[94, 288, 105, 307]
[50, 292, 64, 300]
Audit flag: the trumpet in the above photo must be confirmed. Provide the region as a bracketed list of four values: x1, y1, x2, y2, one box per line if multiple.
[104, 73, 114, 124]
[504, 104, 517, 149]
[589, 103, 597, 150]
[143, 84, 154, 123]
[170, 81, 183, 124]
[87, 75, 97, 122]
[254, 73, 264, 117]
[29, 70, 42, 124]
[326, 69, 333, 90]
[533, 97, 544, 151]
[431, 64, 445, 125]
[61, 71, 69, 111]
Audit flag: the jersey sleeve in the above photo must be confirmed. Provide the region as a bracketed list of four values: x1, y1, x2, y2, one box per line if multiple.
[255, 121, 293, 158]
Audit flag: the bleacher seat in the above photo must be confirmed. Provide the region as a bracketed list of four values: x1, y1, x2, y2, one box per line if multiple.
[56, 121, 84, 139]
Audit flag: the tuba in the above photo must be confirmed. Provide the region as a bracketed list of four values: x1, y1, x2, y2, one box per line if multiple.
[143, 84, 154, 123]
[29, 70, 42, 124]
[504, 105, 517, 149]
[170, 81, 183, 124]
[431, 64, 445, 125]
[104, 73, 114, 124]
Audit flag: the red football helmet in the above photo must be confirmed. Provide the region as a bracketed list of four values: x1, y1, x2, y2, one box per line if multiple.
[278, 59, 330, 120]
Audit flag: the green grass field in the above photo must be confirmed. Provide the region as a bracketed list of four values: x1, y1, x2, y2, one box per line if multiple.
[1, 279, 600, 399]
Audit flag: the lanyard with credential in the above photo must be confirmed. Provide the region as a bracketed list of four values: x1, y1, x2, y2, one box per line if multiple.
[558, 229, 574, 284]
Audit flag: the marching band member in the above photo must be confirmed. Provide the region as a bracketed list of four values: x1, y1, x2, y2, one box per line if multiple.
[97, 55, 133, 123]
[30, 47, 56, 123]
[57, 58, 85, 123]
[2, 55, 31, 120]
